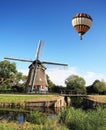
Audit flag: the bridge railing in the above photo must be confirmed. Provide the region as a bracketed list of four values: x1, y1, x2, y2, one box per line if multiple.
[60, 90, 87, 95]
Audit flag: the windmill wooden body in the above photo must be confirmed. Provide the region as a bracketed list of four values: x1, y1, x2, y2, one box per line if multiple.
[4, 40, 68, 93]
[26, 60, 48, 92]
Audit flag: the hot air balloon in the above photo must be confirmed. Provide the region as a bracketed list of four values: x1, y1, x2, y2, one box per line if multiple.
[72, 13, 93, 40]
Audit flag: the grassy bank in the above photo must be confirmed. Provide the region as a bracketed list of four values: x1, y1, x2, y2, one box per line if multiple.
[0, 94, 61, 103]
[88, 95, 106, 103]
[0, 94, 63, 109]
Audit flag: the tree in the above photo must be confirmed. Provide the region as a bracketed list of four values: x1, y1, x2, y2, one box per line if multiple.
[0, 60, 17, 88]
[11, 73, 28, 92]
[65, 75, 86, 94]
[91, 80, 106, 94]
[0, 60, 27, 90]
[46, 74, 55, 91]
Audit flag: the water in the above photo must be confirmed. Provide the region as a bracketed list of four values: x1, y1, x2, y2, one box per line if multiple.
[0, 109, 27, 124]
[0, 107, 61, 124]
[0, 96, 88, 124]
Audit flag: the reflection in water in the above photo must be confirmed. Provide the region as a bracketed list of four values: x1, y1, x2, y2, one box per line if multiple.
[0, 107, 62, 123]
[17, 113, 25, 124]
[0, 110, 26, 124]
[0, 97, 72, 123]
[25, 106, 62, 115]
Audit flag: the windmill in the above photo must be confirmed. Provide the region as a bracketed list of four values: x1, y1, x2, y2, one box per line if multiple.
[4, 40, 68, 93]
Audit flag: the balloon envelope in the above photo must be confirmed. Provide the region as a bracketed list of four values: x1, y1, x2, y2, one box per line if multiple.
[72, 13, 93, 40]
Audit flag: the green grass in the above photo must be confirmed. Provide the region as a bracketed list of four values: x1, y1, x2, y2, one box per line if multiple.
[0, 94, 60, 104]
[0, 117, 68, 130]
[0, 122, 68, 130]
[60, 107, 106, 130]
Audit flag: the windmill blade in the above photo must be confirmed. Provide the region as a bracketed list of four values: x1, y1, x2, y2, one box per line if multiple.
[42, 61, 68, 66]
[36, 40, 43, 60]
[4, 57, 33, 62]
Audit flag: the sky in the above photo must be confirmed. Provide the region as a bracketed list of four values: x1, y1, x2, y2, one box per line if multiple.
[0, 0, 106, 86]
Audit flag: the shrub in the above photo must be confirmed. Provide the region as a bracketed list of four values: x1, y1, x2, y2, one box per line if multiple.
[27, 111, 47, 125]
[60, 107, 106, 130]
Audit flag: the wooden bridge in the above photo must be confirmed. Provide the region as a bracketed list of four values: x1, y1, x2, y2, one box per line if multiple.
[59, 92, 106, 108]
[60, 93, 87, 97]
[59, 90, 87, 97]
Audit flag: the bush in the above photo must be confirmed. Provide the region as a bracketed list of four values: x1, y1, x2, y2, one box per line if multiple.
[60, 107, 106, 130]
[26, 110, 68, 129]
[27, 111, 47, 125]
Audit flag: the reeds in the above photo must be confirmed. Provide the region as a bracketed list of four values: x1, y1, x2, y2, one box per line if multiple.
[60, 107, 106, 130]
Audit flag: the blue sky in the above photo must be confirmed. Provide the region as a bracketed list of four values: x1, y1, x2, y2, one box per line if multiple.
[0, 0, 106, 86]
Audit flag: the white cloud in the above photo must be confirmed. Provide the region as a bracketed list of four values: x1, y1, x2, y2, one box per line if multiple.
[46, 67, 78, 86]
[19, 69, 28, 75]
[19, 67, 106, 87]
[83, 72, 106, 86]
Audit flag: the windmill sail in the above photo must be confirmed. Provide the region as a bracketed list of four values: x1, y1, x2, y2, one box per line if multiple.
[36, 40, 43, 60]
[4, 57, 33, 62]
[42, 61, 68, 66]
